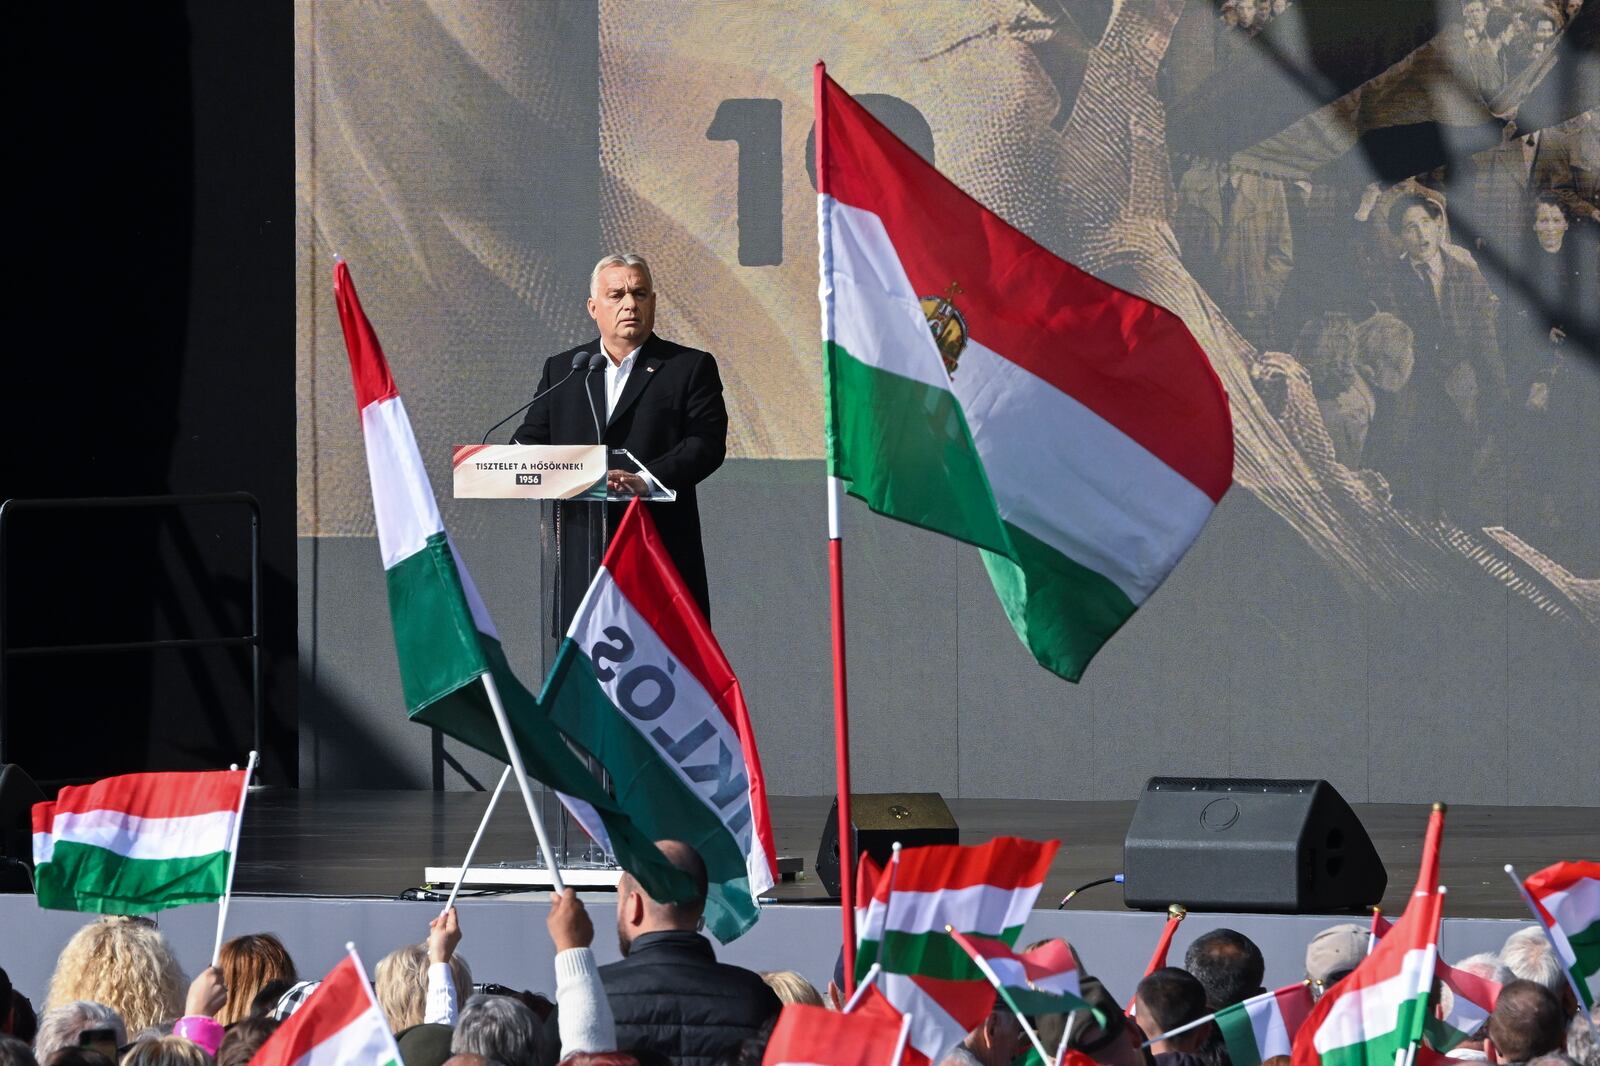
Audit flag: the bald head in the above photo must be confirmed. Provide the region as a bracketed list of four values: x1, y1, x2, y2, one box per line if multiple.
[617, 841, 710, 952]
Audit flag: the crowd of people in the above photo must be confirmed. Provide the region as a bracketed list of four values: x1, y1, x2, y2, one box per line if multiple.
[1, 840, 1596, 1066]
[1170, 0, 1597, 549]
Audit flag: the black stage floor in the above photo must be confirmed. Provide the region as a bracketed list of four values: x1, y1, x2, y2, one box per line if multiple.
[234, 791, 1595, 918]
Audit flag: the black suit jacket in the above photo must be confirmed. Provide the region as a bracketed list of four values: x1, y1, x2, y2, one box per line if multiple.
[512, 334, 727, 628]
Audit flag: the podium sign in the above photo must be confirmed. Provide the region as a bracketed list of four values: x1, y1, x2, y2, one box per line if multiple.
[452, 444, 605, 500]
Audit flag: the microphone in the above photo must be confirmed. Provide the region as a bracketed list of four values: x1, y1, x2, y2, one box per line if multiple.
[585, 351, 608, 446]
[479, 350, 592, 444]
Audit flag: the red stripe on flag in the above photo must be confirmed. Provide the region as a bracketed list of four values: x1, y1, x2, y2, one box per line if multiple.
[40, 770, 246, 821]
[600, 500, 778, 880]
[817, 73, 1233, 503]
[1524, 861, 1600, 925]
[332, 261, 399, 412]
[1274, 983, 1315, 1039]
[762, 1002, 904, 1066]
[251, 956, 374, 1066]
[907, 973, 1001, 1034]
[1437, 959, 1500, 1015]
[1413, 806, 1445, 896]
[878, 837, 1057, 897]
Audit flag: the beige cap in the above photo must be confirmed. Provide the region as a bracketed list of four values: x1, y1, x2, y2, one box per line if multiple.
[1306, 923, 1368, 985]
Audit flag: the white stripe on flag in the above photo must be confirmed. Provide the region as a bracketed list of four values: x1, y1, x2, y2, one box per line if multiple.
[290, 1004, 398, 1066]
[861, 882, 1038, 937]
[1314, 946, 1435, 1054]
[33, 809, 236, 863]
[444, 532, 498, 639]
[1542, 880, 1600, 935]
[1251, 995, 1293, 1059]
[824, 197, 950, 390]
[362, 396, 444, 569]
[881, 973, 967, 1063]
[567, 573, 760, 865]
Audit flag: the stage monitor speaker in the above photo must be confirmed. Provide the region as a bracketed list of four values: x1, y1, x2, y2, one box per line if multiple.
[816, 792, 957, 897]
[0, 763, 45, 892]
[1123, 777, 1385, 913]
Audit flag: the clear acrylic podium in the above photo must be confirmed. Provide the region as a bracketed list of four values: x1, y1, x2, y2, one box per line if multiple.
[431, 443, 675, 889]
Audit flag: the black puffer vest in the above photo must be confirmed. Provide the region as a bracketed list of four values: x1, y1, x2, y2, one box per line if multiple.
[599, 930, 781, 1066]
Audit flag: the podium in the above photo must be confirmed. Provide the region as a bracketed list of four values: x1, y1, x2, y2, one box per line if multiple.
[425, 443, 676, 890]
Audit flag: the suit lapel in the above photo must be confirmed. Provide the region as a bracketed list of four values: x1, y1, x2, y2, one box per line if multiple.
[607, 335, 664, 428]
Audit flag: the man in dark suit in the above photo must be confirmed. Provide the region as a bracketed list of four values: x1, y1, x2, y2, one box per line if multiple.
[1367, 194, 1507, 524]
[514, 253, 727, 629]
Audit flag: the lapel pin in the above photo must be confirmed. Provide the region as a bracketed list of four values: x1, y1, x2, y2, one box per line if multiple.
[646, 365, 656, 372]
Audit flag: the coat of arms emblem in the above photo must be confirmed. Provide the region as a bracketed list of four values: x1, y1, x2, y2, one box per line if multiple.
[919, 282, 968, 377]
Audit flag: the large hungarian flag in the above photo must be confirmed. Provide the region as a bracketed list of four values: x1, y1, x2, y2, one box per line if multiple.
[762, 1001, 905, 1066]
[542, 499, 777, 942]
[249, 952, 400, 1066]
[1522, 861, 1600, 1012]
[333, 261, 692, 906]
[1216, 984, 1315, 1066]
[32, 769, 247, 914]
[814, 66, 1234, 682]
[1293, 888, 1444, 1066]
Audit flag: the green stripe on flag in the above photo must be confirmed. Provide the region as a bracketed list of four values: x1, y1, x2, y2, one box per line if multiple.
[1318, 994, 1432, 1066]
[35, 842, 228, 914]
[1571, 920, 1600, 989]
[387, 533, 493, 723]
[825, 341, 1011, 556]
[981, 522, 1137, 682]
[541, 640, 760, 942]
[1216, 1002, 1266, 1066]
[858, 926, 1027, 982]
[1005, 986, 1094, 1017]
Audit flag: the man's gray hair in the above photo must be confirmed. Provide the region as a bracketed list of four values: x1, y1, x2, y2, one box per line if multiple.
[451, 995, 546, 1066]
[1456, 952, 1515, 985]
[34, 1001, 128, 1065]
[590, 253, 651, 296]
[1502, 927, 1568, 996]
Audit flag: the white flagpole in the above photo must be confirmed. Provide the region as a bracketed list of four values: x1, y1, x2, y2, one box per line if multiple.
[844, 964, 883, 1013]
[1140, 982, 1307, 1047]
[1504, 864, 1598, 1032]
[888, 1013, 913, 1066]
[211, 751, 258, 967]
[442, 765, 512, 913]
[480, 672, 566, 892]
[1055, 1011, 1077, 1066]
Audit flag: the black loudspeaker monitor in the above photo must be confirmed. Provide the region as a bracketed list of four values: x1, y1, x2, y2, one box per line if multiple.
[0, 763, 46, 893]
[815, 792, 958, 897]
[1123, 777, 1385, 913]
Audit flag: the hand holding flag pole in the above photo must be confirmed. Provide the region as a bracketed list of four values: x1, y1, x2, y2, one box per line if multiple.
[442, 765, 513, 914]
[211, 750, 258, 967]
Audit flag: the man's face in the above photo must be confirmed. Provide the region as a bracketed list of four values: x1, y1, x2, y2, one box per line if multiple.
[1534, 202, 1568, 251]
[1534, 17, 1555, 42]
[1398, 205, 1442, 262]
[1465, 2, 1488, 31]
[588, 264, 655, 358]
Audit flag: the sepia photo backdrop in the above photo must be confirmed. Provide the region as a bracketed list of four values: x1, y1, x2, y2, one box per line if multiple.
[296, 1, 1598, 804]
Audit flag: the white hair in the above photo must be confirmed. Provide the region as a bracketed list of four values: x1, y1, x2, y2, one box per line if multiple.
[589, 253, 651, 297]
[452, 994, 545, 1066]
[1455, 952, 1514, 985]
[1501, 927, 1568, 996]
[34, 1001, 127, 1065]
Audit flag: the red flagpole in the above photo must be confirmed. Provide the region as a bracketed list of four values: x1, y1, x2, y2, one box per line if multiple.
[816, 59, 857, 993]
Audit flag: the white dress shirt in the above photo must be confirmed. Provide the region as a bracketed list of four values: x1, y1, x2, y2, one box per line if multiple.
[604, 345, 642, 419]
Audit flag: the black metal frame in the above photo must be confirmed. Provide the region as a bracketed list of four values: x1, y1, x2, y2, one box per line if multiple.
[0, 492, 263, 768]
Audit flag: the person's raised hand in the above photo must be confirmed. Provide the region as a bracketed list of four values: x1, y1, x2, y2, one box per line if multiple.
[428, 906, 462, 965]
[547, 888, 593, 952]
[185, 966, 227, 1017]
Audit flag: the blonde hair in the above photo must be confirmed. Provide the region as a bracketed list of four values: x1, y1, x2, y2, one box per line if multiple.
[374, 943, 471, 1033]
[760, 971, 824, 1007]
[45, 917, 185, 1036]
[119, 1035, 213, 1066]
[216, 934, 296, 1026]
